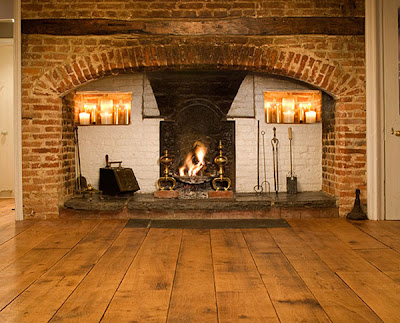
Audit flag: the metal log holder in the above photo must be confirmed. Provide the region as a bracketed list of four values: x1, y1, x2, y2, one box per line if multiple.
[271, 127, 279, 194]
[212, 140, 231, 191]
[158, 150, 177, 191]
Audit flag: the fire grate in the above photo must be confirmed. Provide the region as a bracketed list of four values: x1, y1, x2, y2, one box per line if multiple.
[124, 219, 290, 229]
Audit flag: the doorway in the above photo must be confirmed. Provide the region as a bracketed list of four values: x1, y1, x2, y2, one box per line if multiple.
[0, 39, 14, 198]
[383, 0, 400, 220]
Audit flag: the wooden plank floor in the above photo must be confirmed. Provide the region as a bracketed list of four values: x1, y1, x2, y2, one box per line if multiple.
[1, 198, 400, 322]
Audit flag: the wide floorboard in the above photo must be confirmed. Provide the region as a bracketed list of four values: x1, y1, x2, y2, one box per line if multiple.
[0, 199, 399, 322]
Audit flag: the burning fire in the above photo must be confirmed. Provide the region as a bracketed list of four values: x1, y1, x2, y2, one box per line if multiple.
[179, 141, 208, 177]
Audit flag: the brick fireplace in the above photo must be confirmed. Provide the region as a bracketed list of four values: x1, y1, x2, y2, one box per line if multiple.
[21, 0, 366, 218]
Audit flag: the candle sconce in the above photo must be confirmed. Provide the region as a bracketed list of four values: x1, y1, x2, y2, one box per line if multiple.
[264, 90, 321, 125]
[75, 92, 132, 126]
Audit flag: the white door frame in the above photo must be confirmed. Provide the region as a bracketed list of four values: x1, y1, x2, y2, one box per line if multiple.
[366, 0, 385, 220]
[13, 0, 23, 221]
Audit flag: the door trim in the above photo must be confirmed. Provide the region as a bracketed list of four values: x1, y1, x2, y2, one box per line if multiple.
[366, 0, 385, 220]
[13, 0, 23, 221]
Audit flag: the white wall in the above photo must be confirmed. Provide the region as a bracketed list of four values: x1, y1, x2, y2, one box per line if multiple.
[77, 74, 161, 192]
[231, 75, 322, 193]
[77, 73, 322, 194]
[0, 40, 14, 197]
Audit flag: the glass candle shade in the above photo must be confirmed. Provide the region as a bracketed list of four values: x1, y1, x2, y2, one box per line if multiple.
[276, 104, 282, 123]
[282, 98, 295, 111]
[124, 104, 131, 124]
[84, 103, 97, 124]
[265, 103, 272, 123]
[114, 105, 120, 125]
[100, 99, 113, 114]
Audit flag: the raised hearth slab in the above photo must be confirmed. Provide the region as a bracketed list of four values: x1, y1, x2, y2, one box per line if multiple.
[208, 191, 234, 199]
[61, 191, 338, 219]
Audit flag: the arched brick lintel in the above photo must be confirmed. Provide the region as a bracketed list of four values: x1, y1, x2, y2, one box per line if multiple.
[26, 43, 366, 218]
[33, 44, 361, 99]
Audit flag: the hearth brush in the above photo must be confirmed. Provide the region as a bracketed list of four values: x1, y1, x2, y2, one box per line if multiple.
[286, 127, 297, 194]
[271, 127, 279, 194]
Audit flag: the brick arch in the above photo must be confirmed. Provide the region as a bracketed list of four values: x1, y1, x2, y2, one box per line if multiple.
[25, 42, 366, 219]
[33, 43, 361, 100]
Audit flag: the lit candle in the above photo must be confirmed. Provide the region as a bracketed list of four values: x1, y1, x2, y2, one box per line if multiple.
[85, 103, 97, 124]
[299, 104, 305, 123]
[124, 104, 131, 124]
[305, 111, 317, 123]
[114, 105, 120, 125]
[79, 112, 90, 125]
[282, 110, 295, 123]
[101, 112, 113, 125]
[276, 104, 282, 123]
[265, 103, 272, 123]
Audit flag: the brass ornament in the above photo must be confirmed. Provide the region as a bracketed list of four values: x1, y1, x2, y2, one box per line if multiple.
[212, 140, 231, 191]
[158, 150, 176, 191]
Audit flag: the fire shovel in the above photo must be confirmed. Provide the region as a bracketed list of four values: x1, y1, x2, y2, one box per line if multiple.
[287, 127, 297, 194]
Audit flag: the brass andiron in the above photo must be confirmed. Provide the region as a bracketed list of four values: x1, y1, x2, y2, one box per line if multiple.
[158, 150, 176, 191]
[212, 140, 231, 191]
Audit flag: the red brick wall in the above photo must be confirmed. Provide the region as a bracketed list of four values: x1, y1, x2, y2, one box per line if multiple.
[21, 0, 366, 218]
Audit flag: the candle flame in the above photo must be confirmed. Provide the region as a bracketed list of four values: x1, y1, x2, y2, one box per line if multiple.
[179, 141, 208, 177]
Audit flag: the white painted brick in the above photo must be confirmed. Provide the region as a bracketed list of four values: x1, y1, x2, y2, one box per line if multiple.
[78, 73, 322, 194]
[232, 75, 322, 193]
[77, 74, 161, 193]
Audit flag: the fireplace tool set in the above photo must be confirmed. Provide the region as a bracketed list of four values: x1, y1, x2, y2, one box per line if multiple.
[254, 121, 270, 193]
[286, 127, 298, 194]
[253, 126, 298, 195]
[158, 127, 298, 194]
[74, 126, 102, 200]
[271, 127, 280, 194]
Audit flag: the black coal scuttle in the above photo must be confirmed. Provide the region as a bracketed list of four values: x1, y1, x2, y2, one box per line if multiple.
[99, 155, 140, 195]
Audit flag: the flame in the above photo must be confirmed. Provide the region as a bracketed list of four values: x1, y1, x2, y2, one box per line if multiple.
[179, 141, 207, 177]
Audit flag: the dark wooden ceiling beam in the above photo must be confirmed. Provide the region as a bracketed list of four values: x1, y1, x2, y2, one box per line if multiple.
[22, 17, 364, 36]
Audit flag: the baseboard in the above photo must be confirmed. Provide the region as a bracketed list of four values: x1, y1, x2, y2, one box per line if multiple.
[0, 190, 14, 198]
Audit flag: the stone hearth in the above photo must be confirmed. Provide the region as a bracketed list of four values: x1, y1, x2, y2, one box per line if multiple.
[62, 191, 338, 219]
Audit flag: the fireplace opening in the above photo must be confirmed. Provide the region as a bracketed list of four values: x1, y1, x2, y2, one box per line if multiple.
[66, 71, 334, 201]
[149, 70, 247, 195]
